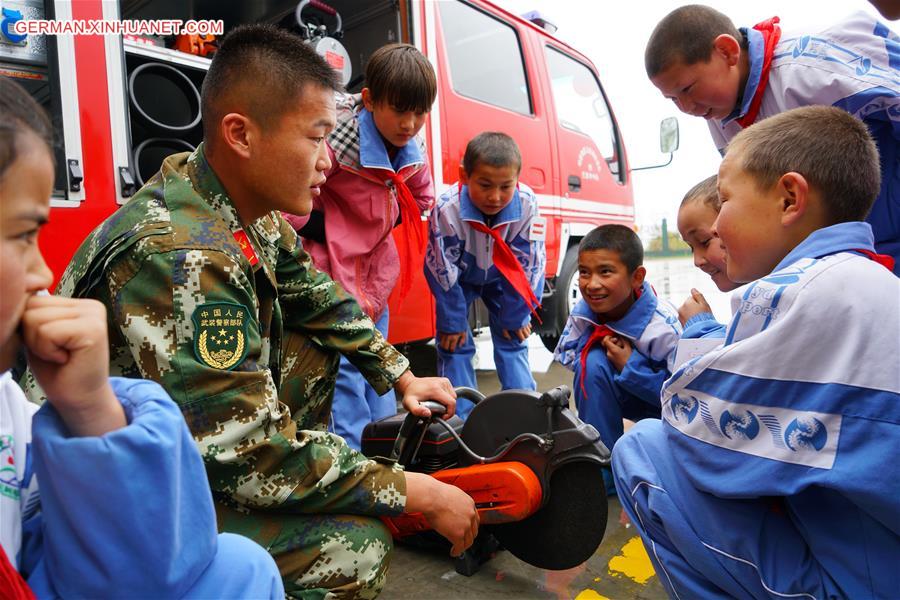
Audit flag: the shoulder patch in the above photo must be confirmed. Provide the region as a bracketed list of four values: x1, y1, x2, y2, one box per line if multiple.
[192, 302, 251, 370]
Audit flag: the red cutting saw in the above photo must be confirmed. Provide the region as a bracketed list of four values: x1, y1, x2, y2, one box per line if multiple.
[361, 385, 611, 573]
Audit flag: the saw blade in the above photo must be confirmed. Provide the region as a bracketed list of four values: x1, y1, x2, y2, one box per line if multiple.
[488, 460, 608, 570]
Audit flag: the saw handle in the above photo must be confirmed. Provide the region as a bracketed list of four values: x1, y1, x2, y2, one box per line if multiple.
[539, 385, 570, 409]
[454, 387, 485, 405]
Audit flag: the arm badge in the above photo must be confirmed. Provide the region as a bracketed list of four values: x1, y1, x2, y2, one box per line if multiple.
[192, 302, 252, 370]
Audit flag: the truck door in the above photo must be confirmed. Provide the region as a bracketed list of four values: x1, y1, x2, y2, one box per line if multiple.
[432, 0, 554, 205]
[542, 45, 633, 225]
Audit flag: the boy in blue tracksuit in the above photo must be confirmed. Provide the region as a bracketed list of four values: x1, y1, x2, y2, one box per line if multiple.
[425, 132, 545, 418]
[613, 106, 900, 599]
[554, 225, 682, 467]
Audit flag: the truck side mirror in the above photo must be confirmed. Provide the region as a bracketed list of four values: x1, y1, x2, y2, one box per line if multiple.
[631, 116, 680, 172]
[659, 116, 679, 154]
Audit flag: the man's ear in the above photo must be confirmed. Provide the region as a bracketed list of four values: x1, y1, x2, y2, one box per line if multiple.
[713, 34, 742, 67]
[220, 113, 253, 159]
[777, 172, 810, 226]
[361, 87, 374, 112]
[632, 265, 647, 290]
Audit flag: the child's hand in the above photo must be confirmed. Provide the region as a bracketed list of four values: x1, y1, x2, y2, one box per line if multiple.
[602, 335, 632, 372]
[678, 288, 713, 326]
[502, 323, 532, 342]
[22, 295, 125, 437]
[438, 331, 467, 352]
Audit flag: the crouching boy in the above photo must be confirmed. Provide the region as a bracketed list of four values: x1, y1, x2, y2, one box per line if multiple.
[612, 106, 900, 599]
[425, 132, 545, 418]
[554, 224, 681, 489]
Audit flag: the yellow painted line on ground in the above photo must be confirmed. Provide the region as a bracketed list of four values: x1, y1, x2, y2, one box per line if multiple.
[607, 536, 656, 584]
[574, 589, 611, 600]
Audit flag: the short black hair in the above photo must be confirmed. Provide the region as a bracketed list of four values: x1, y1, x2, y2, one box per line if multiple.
[680, 174, 720, 211]
[0, 78, 53, 181]
[579, 224, 644, 273]
[365, 43, 436, 113]
[645, 5, 744, 78]
[462, 132, 522, 174]
[201, 24, 340, 139]
[728, 106, 881, 225]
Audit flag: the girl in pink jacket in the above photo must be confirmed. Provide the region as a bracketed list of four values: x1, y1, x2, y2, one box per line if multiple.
[284, 43, 436, 449]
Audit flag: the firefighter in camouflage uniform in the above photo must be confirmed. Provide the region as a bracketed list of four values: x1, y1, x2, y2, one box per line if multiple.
[23, 24, 478, 599]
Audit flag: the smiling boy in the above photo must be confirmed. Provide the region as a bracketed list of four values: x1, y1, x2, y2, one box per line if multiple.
[425, 132, 545, 418]
[612, 106, 900, 599]
[645, 5, 900, 275]
[553, 225, 681, 487]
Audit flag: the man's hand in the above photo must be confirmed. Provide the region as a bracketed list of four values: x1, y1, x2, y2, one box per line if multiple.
[602, 335, 632, 372]
[404, 472, 479, 556]
[502, 323, 532, 342]
[678, 288, 713, 326]
[395, 370, 457, 418]
[438, 330, 467, 352]
[22, 295, 125, 437]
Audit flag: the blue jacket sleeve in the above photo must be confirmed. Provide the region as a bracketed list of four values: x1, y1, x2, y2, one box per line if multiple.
[425, 198, 470, 333]
[615, 350, 669, 406]
[26, 377, 219, 598]
[682, 312, 727, 339]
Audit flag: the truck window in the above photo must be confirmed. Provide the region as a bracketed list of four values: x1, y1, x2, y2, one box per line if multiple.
[544, 46, 624, 182]
[437, 0, 531, 115]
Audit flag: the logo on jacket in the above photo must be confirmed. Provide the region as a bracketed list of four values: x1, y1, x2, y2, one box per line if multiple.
[719, 409, 760, 440]
[0, 434, 19, 499]
[192, 302, 252, 370]
[670, 394, 699, 423]
[784, 416, 827, 451]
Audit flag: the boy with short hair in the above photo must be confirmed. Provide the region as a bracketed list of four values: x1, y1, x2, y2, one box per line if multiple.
[613, 106, 900, 599]
[0, 76, 282, 598]
[285, 42, 437, 449]
[425, 132, 545, 418]
[554, 224, 681, 461]
[645, 5, 900, 274]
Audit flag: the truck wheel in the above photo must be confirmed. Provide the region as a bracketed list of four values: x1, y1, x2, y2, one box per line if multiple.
[539, 245, 581, 352]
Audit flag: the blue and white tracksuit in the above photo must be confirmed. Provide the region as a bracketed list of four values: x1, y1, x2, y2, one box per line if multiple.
[424, 183, 545, 418]
[710, 13, 900, 274]
[554, 282, 682, 452]
[613, 222, 900, 599]
[1, 374, 282, 598]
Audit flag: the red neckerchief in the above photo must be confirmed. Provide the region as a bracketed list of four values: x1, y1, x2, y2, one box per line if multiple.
[855, 248, 896, 271]
[0, 546, 35, 600]
[735, 17, 781, 129]
[386, 171, 426, 304]
[578, 285, 643, 399]
[459, 183, 542, 321]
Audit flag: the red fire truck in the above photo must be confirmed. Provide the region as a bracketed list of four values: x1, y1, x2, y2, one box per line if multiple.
[0, 0, 675, 352]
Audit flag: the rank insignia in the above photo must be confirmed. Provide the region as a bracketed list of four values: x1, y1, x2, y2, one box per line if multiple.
[233, 229, 259, 266]
[192, 302, 251, 370]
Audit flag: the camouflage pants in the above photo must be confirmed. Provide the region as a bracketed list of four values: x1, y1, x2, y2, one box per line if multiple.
[216, 501, 394, 600]
[214, 331, 394, 599]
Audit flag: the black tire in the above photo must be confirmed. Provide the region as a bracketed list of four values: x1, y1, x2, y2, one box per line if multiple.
[539, 244, 580, 352]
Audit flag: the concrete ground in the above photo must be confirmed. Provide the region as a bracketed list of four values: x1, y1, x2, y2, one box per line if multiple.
[381, 361, 667, 600]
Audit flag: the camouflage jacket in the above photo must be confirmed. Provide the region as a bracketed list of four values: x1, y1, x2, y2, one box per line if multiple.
[29, 146, 408, 516]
